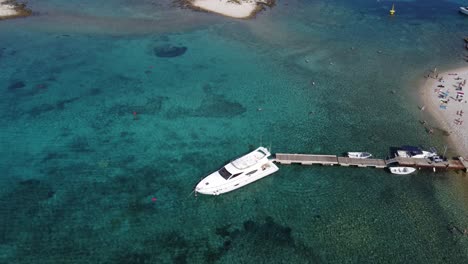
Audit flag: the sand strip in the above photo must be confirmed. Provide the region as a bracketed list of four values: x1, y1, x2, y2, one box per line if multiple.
[0, 0, 31, 20]
[0, 0, 17, 17]
[422, 67, 468, 156]
[187, 0, 271, 19]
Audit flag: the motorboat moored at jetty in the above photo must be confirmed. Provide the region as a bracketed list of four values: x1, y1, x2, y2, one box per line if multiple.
[347, 152, 372, 159]
[460, 7, 468, 16]
[395, 146, 437, 159]
[389, 167, 416, 175]
[195, 147, 279, 195]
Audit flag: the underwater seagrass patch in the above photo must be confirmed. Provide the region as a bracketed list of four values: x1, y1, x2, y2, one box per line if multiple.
[7, 80, 25, 90]
[153, 44, 187, 58]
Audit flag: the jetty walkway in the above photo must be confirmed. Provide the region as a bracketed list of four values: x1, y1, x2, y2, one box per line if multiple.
[274, 153, 468, 172]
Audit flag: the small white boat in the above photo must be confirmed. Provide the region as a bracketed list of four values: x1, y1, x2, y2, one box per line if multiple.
[195, 147, 279, 195]
[347, 152, 372, 159]
[460, 7, 468, 15]
[389, 167, 416, 175]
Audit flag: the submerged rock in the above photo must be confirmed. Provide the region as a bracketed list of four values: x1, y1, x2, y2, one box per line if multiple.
[7, 80, 25, 90]
[153, 44, 187, 58]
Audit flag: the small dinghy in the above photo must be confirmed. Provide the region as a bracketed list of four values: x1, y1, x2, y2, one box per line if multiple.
[460, 7, 468, 16]
[347, 152, 372, 159]
[389, 167, 416, 175]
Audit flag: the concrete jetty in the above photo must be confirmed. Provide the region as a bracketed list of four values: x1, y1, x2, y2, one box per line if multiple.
[274, 153, 468, 172]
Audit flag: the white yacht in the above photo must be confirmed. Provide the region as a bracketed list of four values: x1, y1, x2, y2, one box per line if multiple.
[395, 146, 437, 159]
[389, 167, 416, 175]
[347, 152, 372, 159]
[195, 147, 279, 195]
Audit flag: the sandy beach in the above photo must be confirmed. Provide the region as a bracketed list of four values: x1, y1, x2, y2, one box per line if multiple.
[422, 67, 468, 156]
[189, 0, 267, 19]
[0, 0, 31, 19]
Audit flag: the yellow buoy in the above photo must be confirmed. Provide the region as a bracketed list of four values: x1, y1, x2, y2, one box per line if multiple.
[390, 4, 396, 15]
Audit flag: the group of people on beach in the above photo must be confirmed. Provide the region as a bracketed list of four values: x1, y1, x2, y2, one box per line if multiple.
[455, 110, 464, 125]
[433, 72, 466, 126]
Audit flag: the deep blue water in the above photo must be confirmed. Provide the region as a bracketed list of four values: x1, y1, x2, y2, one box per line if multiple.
[1, 0, 468, 263]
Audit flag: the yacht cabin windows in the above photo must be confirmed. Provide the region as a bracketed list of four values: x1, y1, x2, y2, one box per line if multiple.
[229, 172, 242, 179]
[218, 167, 232, 179]
[245, 170, 257, 176]
[219, 167, 243, 180]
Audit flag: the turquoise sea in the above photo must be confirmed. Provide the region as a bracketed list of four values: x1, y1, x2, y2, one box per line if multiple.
[1, 0, 468, 262]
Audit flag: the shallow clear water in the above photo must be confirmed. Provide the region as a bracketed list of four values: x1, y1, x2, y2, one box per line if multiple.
[1, 0, 468, 263]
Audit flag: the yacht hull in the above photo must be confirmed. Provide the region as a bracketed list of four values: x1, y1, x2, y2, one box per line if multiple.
[196, 161, 278, 195]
